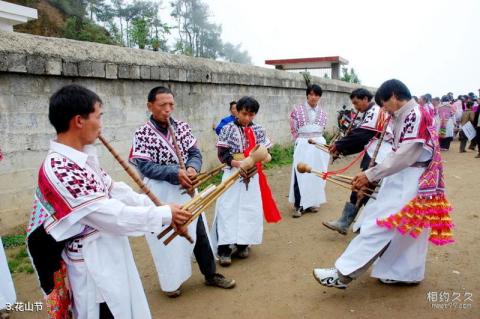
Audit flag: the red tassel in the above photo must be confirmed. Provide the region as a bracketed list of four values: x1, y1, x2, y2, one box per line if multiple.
[243, 127, 281, 223]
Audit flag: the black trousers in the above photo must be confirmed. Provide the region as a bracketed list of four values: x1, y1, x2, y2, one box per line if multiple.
[440, 137, 453, 150]
[194, 215, 216, 279]
[349, 153, 372, 207]
[476, 128, 480, 152]
[293, 172, 301, 209]
[99, 303, 114, 319]
[459, 131, 468, 152]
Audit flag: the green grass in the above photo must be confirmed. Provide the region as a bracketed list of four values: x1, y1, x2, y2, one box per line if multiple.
[197, 173, 223, 190]
[3, 234, 34, 274]
[2, 234, 26, 248]
[6, 246, 34, 274]
[263, 144, 294, 170]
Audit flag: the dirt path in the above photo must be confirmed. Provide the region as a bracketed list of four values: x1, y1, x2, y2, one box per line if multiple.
[8, 141, 479, 318]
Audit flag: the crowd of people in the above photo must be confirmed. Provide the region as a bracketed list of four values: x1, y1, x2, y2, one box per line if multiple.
[0, 79, 464, 318]
[414, 92, 480, 156]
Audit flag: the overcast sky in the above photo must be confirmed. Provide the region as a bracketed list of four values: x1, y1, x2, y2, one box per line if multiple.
[204, 0, 479, 97]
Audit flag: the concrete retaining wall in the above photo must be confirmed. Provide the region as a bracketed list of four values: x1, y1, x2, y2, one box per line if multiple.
[0, 30, 372, 233]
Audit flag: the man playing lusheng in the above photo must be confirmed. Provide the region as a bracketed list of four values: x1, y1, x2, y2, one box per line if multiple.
[130, 86, 235, 298]
[313, 79, 454, 289]
[27, 84, 191, 318]
[288, 84, 330, 218]
[323, 88, 391, 234]
[213, 96, 281, 266]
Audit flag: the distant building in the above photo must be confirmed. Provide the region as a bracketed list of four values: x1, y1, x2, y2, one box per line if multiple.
[0, 0, 37, 32]
[265, 56, 348, 80]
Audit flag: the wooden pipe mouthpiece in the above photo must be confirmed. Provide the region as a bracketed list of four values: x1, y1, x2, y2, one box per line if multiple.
[296, 162, 312, 174]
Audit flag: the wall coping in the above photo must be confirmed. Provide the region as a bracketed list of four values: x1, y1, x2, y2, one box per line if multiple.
[0, 30, 374, 93]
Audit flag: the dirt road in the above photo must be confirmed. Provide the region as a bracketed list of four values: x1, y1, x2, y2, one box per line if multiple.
[7, 141, 479, 318]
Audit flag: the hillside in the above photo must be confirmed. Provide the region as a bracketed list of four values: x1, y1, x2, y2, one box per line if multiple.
[10, 0, 66, 37]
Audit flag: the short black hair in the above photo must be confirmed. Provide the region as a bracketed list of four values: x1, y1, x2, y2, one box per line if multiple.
[306, 84, 323, 97]
[422, 93, 432, 102]
[48, 84, 102, 134]
[441, 95, 450, 103]
[236, 96, 260, 114]
[350, 88, 373, 101]
[374, 79, 412, 106]
[148, 86, 173, 102]
[229, 101, 237, 110]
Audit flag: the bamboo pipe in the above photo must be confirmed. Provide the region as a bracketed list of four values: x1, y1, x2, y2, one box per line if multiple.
[354, 115, 391, 206]
[156, 185, 216, 240]
[191, 164, 226, 183]
[181, 164, 226, 194]
[331, 110, 360, 162]
[167, 119, 187, 170]
[328, 132, 341, 145]
[296, 163, 377, 192]
[243, 166, 258, 179]
[324, 177, 376, 200]
[98, 135, 194, 243]
[328, 175, 377, 194]
[344, 110, 360, 136]
[98, 135, 163, 206]
[296, 163, 376, 199]
[163, 169, 242, 244]
[167, 119, 195, 198]
[368, 116, 391, 169]
[160, 145, 269, 244]
[307, 139, 330, 153]
[307, 138, 330, 148]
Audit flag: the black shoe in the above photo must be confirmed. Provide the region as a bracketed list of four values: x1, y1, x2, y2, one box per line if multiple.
[205, 273, 236, 289]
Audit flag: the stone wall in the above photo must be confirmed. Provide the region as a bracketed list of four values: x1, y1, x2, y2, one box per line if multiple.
[0, 30, 372, 233]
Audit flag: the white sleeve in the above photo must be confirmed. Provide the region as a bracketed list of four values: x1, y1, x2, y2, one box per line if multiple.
[365, 142, 425, 182]
[80, 199, 172, 236]
[109, 181, 155, 207]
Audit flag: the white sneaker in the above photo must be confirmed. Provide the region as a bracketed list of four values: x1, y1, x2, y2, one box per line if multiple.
[292, 208, 303, 218]
[313, 268, 348, 289]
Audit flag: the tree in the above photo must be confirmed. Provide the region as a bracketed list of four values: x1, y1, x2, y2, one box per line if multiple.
[150, 3, 171, 51]
[221, 42, 252, 64]
[86, 0, 106, 21]
[129, 18, 150, 49]
[340, 67, 361, 84]
[171, 0, 223, 57]
[300, 71, 312, 87]
[170, 0, 251, 63]
[124, 1, 156, 46]
[47, 0, 88, 21]
[62, 16, 115, 44]
[111, 0, 126, 45]
[171, 0, 200, 56]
